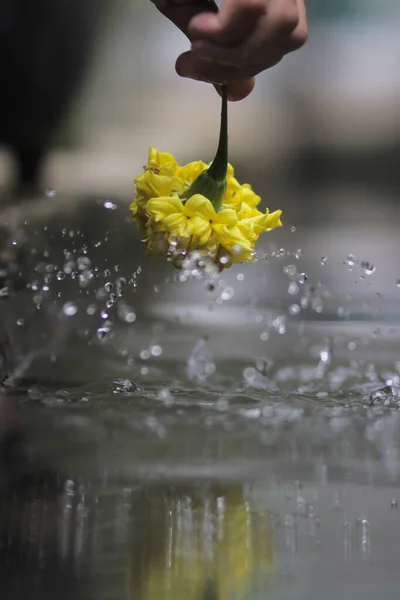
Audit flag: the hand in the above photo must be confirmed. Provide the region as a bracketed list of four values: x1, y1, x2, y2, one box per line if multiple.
[153, 0, 308, 101]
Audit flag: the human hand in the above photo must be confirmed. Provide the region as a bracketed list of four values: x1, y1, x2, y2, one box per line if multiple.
[152, 0, 307, 101]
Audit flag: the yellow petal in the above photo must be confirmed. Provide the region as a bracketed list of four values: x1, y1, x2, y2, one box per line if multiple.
[184, 194, 216, 220]
[213, 224, 253, 253]
[214, 208, 238, 226]
[135, 171, 185, 201]
[223, 176, 242, 204]
[190, 215, 213, 246]
[238, 213, 270, 238]
[147, 147, 178, 176]
[178, 161, 208, 186]
[237, 202, 264, 219]
[239, 185, 261, 208]
[163, 213, 190, 236]
[226, 163, 235, 178]
[129, 200, 138, 217]
[146, 196, 184, 220]
[265, 210, 283, 231]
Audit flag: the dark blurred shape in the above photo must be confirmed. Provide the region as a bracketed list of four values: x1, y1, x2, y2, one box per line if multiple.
[0, 0, 104, 190]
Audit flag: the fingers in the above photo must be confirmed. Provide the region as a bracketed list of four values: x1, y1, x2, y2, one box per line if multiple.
[176, 47, 281, 82]
[189, 0, 266, 45]
[176, 54, 257, 101]
[216, 78, 256, 102]
[287, 0, 308, 52]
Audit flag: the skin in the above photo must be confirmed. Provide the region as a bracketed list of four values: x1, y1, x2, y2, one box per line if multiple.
[164, 0, 308, 101]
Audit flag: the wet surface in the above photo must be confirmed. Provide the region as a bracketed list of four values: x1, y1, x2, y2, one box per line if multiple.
[2, 186, 400, 598]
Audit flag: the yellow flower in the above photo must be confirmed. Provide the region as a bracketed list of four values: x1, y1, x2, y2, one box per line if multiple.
[130, 146, 282, 270]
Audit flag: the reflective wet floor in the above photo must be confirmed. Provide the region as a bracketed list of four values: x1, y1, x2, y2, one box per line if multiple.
[4, 375, 400, 600]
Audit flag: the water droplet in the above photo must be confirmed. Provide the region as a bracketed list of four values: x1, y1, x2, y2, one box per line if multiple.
[117, 303, 136, 323]
[150, 344, 163, 357]
[297, 273, 308, 284]
[100, 310, 109, 320]
[289, 303, 300, 315]
[346, 254, 356, 268]
[16, 318, 25, 326]
[86, 304, 96, 316]
[293, 248, 303, 260]
[361, 261, 375, 275]
[364, 385, 400, 408]
[396, 279, 400, 288]
[290, 225, 296, 233]
[103, 200, 117, 210]
[96, 325, 112, 341]
[79, 270, 93, 288]
[343, 521, 352, 562]
[187, 338, 216, 383]
[288, 282, 299, 296]
[140, 350, 150, 360]
[63, 302, 78, 317]
[272, 315, 286, 335]
[56, 271, 65, 281]
[283, 264, 297, 277]
[45, 188, 56, 198]
[77, 256, 91, 271]
[0, 286, 9, 298]
[104, 282, 113, 292]
[218, 286, 234, 302]
[320, 256, 327, 265]
[357, 518, 370, 557]
[254, 359, 269, 378]
[391, 498, 398, 509]
[106, 298, 115, 309]
[63, 261, 75, 275]
[319, 347, 331, 364]
[236, 273, 244, 281]
[231, 244, 243, 256]
[158, 388, 174, 406]
[113, 378, 138, 394]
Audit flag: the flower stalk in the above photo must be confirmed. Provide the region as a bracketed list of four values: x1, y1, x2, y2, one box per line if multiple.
[181, 85, 228, 212]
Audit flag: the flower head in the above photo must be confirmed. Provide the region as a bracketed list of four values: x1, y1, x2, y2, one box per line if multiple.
[130, 148, 282, 269]
[130, 87, 282, 270]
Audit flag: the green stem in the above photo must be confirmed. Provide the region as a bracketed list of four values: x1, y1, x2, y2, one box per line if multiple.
[180, 85, 228, 212]
[207, 85, 228, 182]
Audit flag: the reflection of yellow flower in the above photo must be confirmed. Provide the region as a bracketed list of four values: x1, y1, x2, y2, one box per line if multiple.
[130, 147, 282, 269]
[128, 486, 274, 600]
